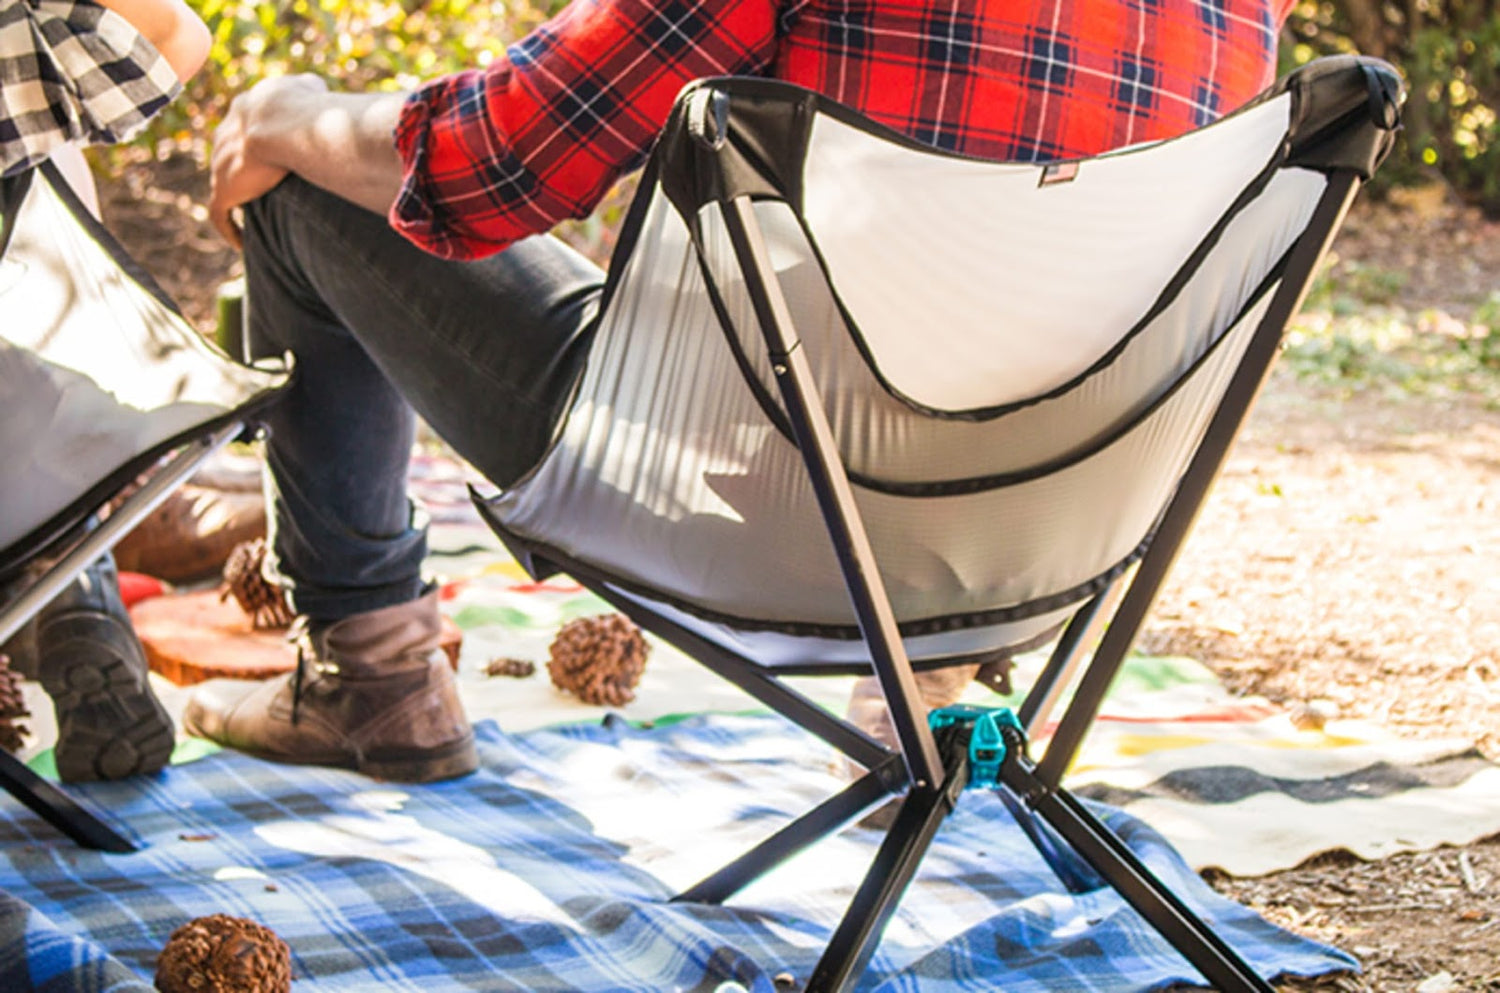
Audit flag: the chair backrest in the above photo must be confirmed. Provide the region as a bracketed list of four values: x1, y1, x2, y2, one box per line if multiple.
[480, 57, 1399, 665]
[0, 161, 289, 576]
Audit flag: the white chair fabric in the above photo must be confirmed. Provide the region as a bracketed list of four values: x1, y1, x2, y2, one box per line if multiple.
[481, 72, 1342, 666]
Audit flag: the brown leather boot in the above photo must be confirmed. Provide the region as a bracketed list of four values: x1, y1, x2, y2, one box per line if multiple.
[112, 483, 266, 584]
[182, 591, 477, 782]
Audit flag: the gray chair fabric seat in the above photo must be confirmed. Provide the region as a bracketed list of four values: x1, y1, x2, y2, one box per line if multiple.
[484, 61, 1378, 669]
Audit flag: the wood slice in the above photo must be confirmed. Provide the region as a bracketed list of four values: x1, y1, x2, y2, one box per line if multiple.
[129, 591, 463, 686]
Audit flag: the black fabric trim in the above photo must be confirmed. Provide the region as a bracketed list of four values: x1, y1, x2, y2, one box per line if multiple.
[690, 193, 1297, 497]
[0, 169, 31, 261]
[760, 624, 1063, 676]
[655, 58, 1395, 216]
[595, 153, 664, 322]
[473, 492, 1142, 641]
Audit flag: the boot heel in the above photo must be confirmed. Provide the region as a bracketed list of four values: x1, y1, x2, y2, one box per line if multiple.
[359, 734, 479, 783]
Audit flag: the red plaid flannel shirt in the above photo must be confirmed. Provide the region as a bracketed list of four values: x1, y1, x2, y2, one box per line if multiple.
[393, 0, 1295, 260]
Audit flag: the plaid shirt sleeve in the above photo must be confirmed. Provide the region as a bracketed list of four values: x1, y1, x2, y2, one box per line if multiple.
[394, 0, 1294, 260]
[0, 0, 181, 179]
[392, 0, 781, 261]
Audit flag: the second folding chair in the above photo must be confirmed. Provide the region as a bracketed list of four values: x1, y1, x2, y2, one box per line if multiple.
[0, 160, 289, 851]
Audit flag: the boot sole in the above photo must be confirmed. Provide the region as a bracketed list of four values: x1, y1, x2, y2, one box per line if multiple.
[39, 612, 175, 783]
[179, 710, 481, 785]
[360, 735, 479, 783]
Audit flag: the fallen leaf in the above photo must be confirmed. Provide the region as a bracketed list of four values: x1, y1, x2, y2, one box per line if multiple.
[1415, 971, 1456, 993]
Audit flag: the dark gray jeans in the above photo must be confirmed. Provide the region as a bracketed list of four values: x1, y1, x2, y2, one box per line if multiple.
[242, 177, 603, 621]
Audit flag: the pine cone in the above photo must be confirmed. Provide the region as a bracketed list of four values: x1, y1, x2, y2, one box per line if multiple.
[155, 914, 291, 993]
[0, 654, 29, 754]
[220, 539, 293, 630]
[546, 615, 650, 707]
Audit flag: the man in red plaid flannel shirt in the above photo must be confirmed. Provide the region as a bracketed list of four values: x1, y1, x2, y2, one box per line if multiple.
[188, 0, 1296, 781]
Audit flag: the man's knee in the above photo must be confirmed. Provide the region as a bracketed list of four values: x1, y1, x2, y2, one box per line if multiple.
[239, 175, 302, 260]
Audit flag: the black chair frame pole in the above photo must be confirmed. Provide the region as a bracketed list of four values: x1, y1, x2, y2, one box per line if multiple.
[705, 172, 1362, 990]
[0, 755, 134, 852]
[1033, 172, 1362, 788]
[721, 197, 946, 799]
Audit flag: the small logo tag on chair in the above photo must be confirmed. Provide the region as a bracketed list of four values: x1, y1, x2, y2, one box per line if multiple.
[1039, 162, 1080, 187]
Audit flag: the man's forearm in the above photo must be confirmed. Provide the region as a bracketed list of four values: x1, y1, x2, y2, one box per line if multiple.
[252, 88, 409, 216]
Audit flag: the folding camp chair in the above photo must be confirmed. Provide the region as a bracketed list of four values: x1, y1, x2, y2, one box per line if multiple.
[474, 55, 1401, 991]
[0, 160, 289, 852]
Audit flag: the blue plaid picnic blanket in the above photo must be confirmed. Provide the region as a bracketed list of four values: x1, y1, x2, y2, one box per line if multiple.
[0, 714, 1356, 991]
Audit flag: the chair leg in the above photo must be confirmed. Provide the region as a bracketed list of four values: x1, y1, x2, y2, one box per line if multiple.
[995, 788, 1104, 894]
[1004, 759, 1275, 993]
[0, 750, 134, 852]
[675, 756, 904, 905]
[805, 775, 962, 993]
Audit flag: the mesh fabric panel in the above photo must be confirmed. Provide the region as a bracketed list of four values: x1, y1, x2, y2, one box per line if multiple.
[487, 85, 1328, 649]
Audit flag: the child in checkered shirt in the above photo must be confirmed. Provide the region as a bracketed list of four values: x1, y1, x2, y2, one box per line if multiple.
[1, 0, 209, 180]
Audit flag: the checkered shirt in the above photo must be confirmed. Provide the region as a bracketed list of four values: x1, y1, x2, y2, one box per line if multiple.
[393, 0, 1296, 260]
[0, 0, 180, 179]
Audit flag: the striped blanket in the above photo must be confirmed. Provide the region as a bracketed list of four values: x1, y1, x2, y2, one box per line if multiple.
[0, 716, 1356, 991]
[422, 512, 1500, 880]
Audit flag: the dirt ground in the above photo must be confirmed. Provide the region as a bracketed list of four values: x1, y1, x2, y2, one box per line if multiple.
[93, 154, 1500, 991]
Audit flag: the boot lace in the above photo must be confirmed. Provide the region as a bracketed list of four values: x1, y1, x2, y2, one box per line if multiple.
[287, 616, 312, 725]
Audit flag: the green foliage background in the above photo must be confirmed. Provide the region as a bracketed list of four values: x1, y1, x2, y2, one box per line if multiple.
[150, 0, 565, 154]
[1284, 0, 1500, 214]
[188, 0, 560, 115]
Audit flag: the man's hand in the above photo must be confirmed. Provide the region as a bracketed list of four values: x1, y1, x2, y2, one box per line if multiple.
[208, 76, 409, 250]
[209, 74, 329, 249]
